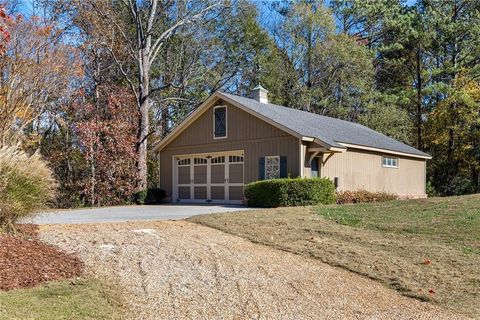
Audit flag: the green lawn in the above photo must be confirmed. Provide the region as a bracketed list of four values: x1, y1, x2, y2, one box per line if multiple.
[0, 279, 126, 320]
[190, 194, 480, 318]
[317, 195, 480, 254]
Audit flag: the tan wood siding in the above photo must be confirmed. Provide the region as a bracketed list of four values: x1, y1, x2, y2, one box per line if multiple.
[166, 100, 291, 148]
[320, 148, 426, 197]
[159, 101, 300, 198]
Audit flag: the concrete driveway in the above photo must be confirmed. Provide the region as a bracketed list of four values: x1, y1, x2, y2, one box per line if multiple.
[30, 204, 251, 225]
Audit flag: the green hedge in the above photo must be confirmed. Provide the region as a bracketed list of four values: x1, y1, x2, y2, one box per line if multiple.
[133, 188, 166, 205]
[245, 178, 336, 207]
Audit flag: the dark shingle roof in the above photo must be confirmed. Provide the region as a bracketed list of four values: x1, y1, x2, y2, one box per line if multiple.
[219, 92, 430, 158]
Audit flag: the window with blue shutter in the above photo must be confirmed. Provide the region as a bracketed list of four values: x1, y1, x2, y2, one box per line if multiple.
[262, 156, 287, 180]
[280, 156, 287, 178]
[259, 157, 265, 180]
[311, 158, 319, 177]
[214, 106, 226, 138]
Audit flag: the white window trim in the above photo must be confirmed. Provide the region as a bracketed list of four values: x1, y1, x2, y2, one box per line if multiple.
[265, 155, 280, 180]
[213, 105, 227, 140]
[382, 156, 399, 168]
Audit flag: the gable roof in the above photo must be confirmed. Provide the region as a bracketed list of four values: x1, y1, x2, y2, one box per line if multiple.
[153, 91, 431, 159]
[219, 92, 430, 158]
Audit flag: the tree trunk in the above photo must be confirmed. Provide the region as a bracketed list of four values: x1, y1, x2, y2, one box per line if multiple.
[137, 97, 149, 190]
[136, 45, 150, 191]
[90, 53, 101, 206]
[89, 146, 96, 206]
[416, 47, 422, 149]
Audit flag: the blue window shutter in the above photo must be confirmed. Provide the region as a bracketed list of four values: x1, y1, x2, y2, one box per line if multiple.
[259, 157, 265, 180]
[280, 156, 287, 178]
[311, 158, 318, 177]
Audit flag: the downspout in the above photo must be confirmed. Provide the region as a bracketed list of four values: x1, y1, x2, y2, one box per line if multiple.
[299, 139, 305, 178]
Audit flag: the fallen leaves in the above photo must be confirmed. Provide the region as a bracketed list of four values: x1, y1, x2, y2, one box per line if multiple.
[0, 225, 83, 291]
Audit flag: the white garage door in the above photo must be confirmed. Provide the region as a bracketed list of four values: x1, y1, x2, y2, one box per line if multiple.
[174, 151, 244, 203]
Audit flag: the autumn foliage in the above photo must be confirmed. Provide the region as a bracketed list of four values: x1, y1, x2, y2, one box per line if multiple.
[0, 6, 10, 55]
[336, 190, 398, 204]
[75, 85, 139, 206]
[426, 74, 480, 195]
[0, 15, 81, 146]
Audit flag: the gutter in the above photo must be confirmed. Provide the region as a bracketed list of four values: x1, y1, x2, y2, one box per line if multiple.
[337, 142, 432, 160]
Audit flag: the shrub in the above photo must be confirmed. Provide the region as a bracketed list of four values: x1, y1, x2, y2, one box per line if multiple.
[448, 174, 476, 196]
[133, 188, 166, 205]
[245, 178, 336, 207]
[336, 190, 397, 204]
[426, 181, 439, 197]
[0, 146, 56, 232]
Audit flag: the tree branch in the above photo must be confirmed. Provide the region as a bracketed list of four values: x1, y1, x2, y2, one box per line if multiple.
[149, 2, 221, 65]
[101, 35, 140, 108]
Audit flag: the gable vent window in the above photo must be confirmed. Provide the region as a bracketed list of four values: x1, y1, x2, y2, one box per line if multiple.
[382, 156, 399, 168]
[214, 106, 227, 139]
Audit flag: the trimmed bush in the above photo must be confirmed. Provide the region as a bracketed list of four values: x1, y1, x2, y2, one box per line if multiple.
[245, 178, 336, 207]
[336, 190, 397, 204]
[133, 188, 166, 205]
[0, 146, 56, 232]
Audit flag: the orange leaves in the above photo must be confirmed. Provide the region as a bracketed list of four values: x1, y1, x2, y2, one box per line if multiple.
[0, 15, 82, 145]
[0, 6, 11, 55]
[74, 84, 139, 206]
[418, 288, 436, 295]
[422, 259, 432, 265]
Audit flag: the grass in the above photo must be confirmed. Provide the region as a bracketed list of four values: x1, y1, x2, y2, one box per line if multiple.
[190, 194, 480, 318]
[0, 278, 126, 320]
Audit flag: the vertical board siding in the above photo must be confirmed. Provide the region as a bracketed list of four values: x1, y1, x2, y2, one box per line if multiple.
[167, 100, 291, 147]
[159, 101, 300, 197]
[321, 148, 427, 197]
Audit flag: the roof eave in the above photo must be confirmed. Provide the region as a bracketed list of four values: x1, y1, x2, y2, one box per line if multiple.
[151, 93, 221, 153]
[337, 142, 432, 160]
[310, 138, 346, 152]
[217, 92, 306, 140]
[152, 91, 311, 153]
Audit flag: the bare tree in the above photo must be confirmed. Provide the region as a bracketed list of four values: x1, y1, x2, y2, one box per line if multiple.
[74, 0, 223, 190]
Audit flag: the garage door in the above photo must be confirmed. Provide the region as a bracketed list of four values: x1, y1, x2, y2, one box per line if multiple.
[174, 151, 244, 203]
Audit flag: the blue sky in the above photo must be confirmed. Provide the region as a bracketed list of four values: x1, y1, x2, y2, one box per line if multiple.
[17, 0, 418, 17]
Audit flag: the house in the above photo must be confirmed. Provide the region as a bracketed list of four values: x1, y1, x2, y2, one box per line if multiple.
[153, 86, 431, 203]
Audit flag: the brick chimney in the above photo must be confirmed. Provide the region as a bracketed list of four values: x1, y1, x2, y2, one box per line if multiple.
[250, 84, 269, 104]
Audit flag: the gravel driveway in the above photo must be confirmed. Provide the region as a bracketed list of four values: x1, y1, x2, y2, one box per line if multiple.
[40, 221, 466, 320]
